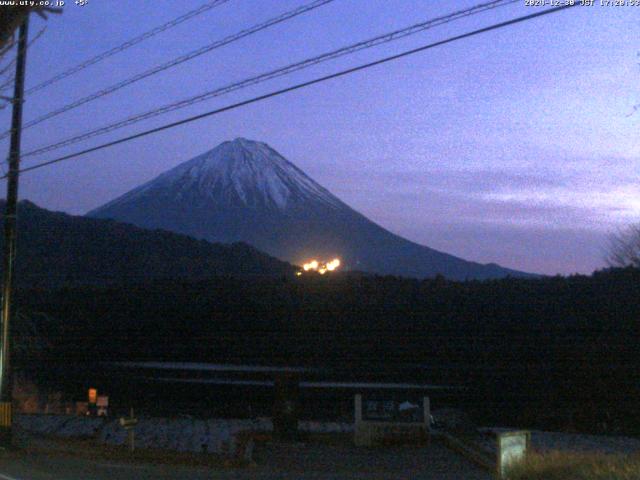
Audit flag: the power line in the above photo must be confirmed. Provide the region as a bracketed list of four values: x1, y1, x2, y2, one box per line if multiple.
[7, 3, 578, 179]
[0, 74, 14, 95]
[9, 27, 45, 74]
[24, 0, 230, 96]
[0, 57, 17, 88]
[0, 27, 47, 99]
[0, 37, 16, 64]
[23, 0, 518, 159]
[0, 0, 335, 141]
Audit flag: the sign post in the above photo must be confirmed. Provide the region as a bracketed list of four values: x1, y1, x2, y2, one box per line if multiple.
[119, 408, 138, 452]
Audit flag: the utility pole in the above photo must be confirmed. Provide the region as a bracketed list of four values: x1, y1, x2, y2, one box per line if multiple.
[0, 15, 29, 448]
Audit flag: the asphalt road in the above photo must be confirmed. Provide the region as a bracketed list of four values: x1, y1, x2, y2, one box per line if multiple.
[0, 440, 491, 479]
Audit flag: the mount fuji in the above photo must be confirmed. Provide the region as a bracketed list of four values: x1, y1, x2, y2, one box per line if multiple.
[88, 138, 530, 280]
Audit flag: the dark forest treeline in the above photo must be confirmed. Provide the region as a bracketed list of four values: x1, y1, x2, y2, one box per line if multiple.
[14, 267, 640, 432]
[17, 267, 640, 364]
[0, 200, 293, 287]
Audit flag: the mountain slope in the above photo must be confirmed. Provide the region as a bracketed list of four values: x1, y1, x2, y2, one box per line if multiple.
[1, 200, 293, 287]
[89, 138, 531, 280]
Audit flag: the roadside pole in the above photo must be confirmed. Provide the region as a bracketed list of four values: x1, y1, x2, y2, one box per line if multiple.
[128, 408, 135, 452]
[0, 15, 30, 448]
[119, 408, 138, 452]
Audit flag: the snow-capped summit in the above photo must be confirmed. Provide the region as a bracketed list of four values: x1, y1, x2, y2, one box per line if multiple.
[88, 139, 531, 280]
[97, 138, 341, 213]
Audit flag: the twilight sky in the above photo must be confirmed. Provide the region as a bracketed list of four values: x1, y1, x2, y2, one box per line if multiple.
[0, 0, 638, 275]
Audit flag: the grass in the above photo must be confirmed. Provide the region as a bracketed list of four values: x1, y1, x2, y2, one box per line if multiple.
[506, 451, 640, 480]
[11, 430, 235, 468]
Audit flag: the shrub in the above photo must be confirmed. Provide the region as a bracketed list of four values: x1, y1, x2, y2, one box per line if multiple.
[506, 451, 640, 480]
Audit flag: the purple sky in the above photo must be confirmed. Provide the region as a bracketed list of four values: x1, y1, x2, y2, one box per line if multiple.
[1, 0, 638, 275]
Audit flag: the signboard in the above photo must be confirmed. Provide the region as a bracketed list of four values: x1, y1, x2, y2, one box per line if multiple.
[362, 398, 424, 423]
[96, 395, 109, 417]
[355, 394, 430, 447]
[119, 417, 139, 429]
[497, 431, 530, 478]
[119, 407, 138, 429]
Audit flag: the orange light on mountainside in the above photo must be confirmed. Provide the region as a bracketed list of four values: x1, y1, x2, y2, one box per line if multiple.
[303, 260, 319, 271]
[326, 259, 340, 271]
[299, 258, 341, 275]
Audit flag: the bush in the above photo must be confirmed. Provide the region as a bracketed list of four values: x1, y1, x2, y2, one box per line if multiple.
[506, 451, 640, 480]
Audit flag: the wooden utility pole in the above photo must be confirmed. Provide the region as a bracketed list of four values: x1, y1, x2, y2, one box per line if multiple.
[0, 14, 29, 448]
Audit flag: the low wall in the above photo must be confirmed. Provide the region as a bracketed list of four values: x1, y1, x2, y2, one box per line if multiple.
[15, 414, 353, 457]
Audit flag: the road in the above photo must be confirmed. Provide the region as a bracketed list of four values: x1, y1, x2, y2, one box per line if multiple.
[0, 438, 492, 479]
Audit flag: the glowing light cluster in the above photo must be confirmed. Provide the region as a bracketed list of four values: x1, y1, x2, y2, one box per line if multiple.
[303, 260, 319, 271]
[325, 259, 340, 271]
[300, 258, 341, 275]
